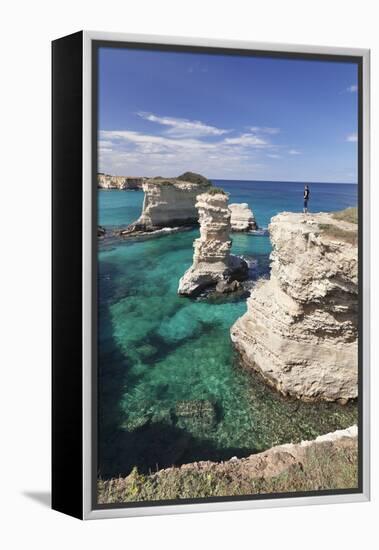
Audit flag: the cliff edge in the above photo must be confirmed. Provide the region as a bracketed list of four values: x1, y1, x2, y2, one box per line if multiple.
[231, 210, 358, 402]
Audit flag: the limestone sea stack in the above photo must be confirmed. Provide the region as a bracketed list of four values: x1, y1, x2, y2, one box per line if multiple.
[178, 190, 248, 296]
[231, 211, 358, 402]
[229, 203, 258, 231]
[126, 172, 212, 233]
[97, 173, 144, 190]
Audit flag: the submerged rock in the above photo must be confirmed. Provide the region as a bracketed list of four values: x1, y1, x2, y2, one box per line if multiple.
[126, 172, 212, 234]
[178, 191, 248, 296]
[231, 212, 358, 402]
[215, 278, 242, 294]
[229, 203, 258, 231]
[174, 400, 217, 430]
[98, 225, 106, 237]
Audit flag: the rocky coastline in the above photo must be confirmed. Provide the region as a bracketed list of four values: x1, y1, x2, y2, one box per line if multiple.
[98, 173, 144, 190]
[178, 190, 248, 296]
[97, 198, 359, 503]
[231, 211, 358, 403]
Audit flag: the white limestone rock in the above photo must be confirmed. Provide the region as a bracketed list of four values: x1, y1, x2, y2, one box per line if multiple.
[231, 211, 358, 402]
[178, 192, 248, 296]
[128, 173, 211, 232]
[97, 174, 144, 190]
[229, 203, 258, 231]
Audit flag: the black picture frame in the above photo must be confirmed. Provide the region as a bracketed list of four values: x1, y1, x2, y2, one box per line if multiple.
[52, 31, 370, 520]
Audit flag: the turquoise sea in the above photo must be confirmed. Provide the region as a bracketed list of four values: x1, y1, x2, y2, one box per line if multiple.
[98, 180, 358, 479]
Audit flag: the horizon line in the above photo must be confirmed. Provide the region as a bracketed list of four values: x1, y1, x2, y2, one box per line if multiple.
[98, 171, 357, 185]
[210, 178, 358, 185]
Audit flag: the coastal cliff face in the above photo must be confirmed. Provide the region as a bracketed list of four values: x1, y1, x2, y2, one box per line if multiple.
[98, 173, 144, 190]
[231, 211, 358, 402]
[178, 192, 248, 296]
[129, 173, 211, 232]
[229, 203, 258, 231]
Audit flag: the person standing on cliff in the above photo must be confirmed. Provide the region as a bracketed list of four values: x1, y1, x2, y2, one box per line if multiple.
[303, 184, 310, 214]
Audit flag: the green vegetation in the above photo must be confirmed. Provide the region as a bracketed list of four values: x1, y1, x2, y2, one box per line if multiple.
[319, 223, 357, 245]
[207, 186, 227, 196]
[332, 207, 358, 224]
[98, 442, 357, 503]
[177, 171, 211, 185]
[147, 172, 211, 186]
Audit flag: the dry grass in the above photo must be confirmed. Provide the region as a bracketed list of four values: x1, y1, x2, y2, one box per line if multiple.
[331, 207, 358, 224]
[97, 442, 358, 504]
[319, 223, 357, 245]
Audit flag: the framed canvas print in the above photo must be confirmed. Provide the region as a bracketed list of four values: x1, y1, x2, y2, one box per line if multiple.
[52, 31, 370, 520]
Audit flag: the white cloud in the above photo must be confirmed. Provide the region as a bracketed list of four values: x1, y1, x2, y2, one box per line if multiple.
[346, 84, 358, 93]
[99, 128, 275, 178]
[224, 133, 268, 147]
[267, 153, 281, 159]
[137, 112, 229, 137]
[346, 133, 358, 142]
[249, 126, 280, 134]
[288, 149, 301, 155]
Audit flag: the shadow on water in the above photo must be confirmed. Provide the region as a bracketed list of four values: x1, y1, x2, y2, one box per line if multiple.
[98, 287, 255, 479]
[100, 420, 253, 479]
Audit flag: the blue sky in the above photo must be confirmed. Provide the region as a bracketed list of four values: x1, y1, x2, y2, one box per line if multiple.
[98, 47, 358, 183]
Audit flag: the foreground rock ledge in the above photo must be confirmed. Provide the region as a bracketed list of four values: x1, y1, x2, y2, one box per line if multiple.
[231, 211, 358, 402]
[178, 191, 248, 296]
[98, 425, 358, 503]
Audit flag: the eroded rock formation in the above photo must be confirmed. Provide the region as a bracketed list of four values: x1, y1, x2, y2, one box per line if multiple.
[125, 172, 212, 234]
[178, 191, 248, 296]
[231, 211, 358, 402]
[229, 203, 258, 231]
[97, 173, 144, 190]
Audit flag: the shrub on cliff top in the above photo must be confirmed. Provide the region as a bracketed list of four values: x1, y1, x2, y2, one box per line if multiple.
[207, 186, 227, 196]
[177, 172, 211, 185]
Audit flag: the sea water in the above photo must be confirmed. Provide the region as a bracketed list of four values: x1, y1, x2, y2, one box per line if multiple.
[98, 180, 358, 478]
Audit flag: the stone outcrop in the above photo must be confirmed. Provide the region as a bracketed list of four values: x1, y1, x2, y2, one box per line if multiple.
[231, 212, 358, 402]
[178, 191, 248, 296]
[126, 173, 212, 233]
[229, 203, 258, 231]
[97, 173, 144, 190]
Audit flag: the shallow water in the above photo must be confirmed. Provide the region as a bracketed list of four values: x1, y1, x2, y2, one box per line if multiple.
[98, 180, 358, 478]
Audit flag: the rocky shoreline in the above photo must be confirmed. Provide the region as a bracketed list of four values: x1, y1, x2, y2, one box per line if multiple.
[97, 175, 359, 502]
[98, 173, 144, 190]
